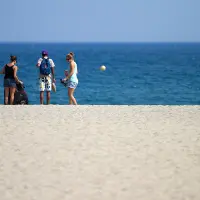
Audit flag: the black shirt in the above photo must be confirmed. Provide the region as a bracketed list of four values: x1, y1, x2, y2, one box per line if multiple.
[4, 65, 15, 79]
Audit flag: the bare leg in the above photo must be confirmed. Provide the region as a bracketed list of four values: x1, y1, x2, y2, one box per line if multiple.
[40, 91, 44, 105]
[68, 88, 77, 105]
[10, 87, 16, 105]
[71, 88, 77, 105]
[4, 87, 9, 105]
[46, 91, 50, 105]
[69, 98, 73, 105]
[68, 88, 73, 105]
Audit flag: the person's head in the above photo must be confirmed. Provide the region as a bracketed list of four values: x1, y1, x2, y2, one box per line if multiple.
[66, 52, 74, 62]
[10, 55, 17, 64]
[42, 50, 48, 58]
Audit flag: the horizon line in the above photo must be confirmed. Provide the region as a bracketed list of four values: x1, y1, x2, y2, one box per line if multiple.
[0, 41, 200, 44]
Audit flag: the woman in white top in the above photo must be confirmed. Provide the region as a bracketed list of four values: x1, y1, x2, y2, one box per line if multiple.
[64, 52, 78, 105]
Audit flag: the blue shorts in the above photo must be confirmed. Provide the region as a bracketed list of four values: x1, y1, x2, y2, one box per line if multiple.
[4, 78, 16, 88]
[68, 81, 78, 89]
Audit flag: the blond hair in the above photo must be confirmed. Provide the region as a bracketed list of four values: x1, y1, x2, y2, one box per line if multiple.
[66, 52, 74, 60]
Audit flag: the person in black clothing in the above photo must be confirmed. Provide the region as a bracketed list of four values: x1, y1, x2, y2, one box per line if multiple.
[0, 55, 22, 105]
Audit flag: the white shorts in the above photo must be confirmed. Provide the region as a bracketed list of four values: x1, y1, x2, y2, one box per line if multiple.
[39, 76, 52, 92]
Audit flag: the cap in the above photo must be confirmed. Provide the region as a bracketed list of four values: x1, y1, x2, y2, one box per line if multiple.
[42, 50, 48, 55]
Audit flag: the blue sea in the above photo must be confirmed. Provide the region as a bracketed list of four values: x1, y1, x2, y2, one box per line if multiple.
[0, 43, 200, 105]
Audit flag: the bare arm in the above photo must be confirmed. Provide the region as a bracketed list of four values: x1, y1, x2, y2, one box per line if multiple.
[13, 66, 21, 83]
[36, 58, 42, 67]
[51, 67, 55, 79]
[0, 66, 5, 74]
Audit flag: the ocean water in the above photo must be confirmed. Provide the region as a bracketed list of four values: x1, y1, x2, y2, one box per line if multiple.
[0, 42, 200, 105]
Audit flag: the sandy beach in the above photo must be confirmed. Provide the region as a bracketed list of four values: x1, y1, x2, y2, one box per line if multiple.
[0, 105, 200, 200]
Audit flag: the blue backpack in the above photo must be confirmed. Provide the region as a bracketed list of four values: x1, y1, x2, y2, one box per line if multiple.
[40, 58, 51, 75]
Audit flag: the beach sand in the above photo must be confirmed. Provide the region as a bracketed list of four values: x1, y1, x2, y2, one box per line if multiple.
[0, 105, 200, 200]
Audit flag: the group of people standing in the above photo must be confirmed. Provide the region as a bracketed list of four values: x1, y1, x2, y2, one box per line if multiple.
[0, 51, 79, 105]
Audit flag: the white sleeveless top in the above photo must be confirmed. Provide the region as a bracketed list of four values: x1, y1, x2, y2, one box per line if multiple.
[69, 62, 78, 83]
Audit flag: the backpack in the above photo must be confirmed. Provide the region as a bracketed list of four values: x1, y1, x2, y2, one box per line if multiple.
[40, 58, 51, 75]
